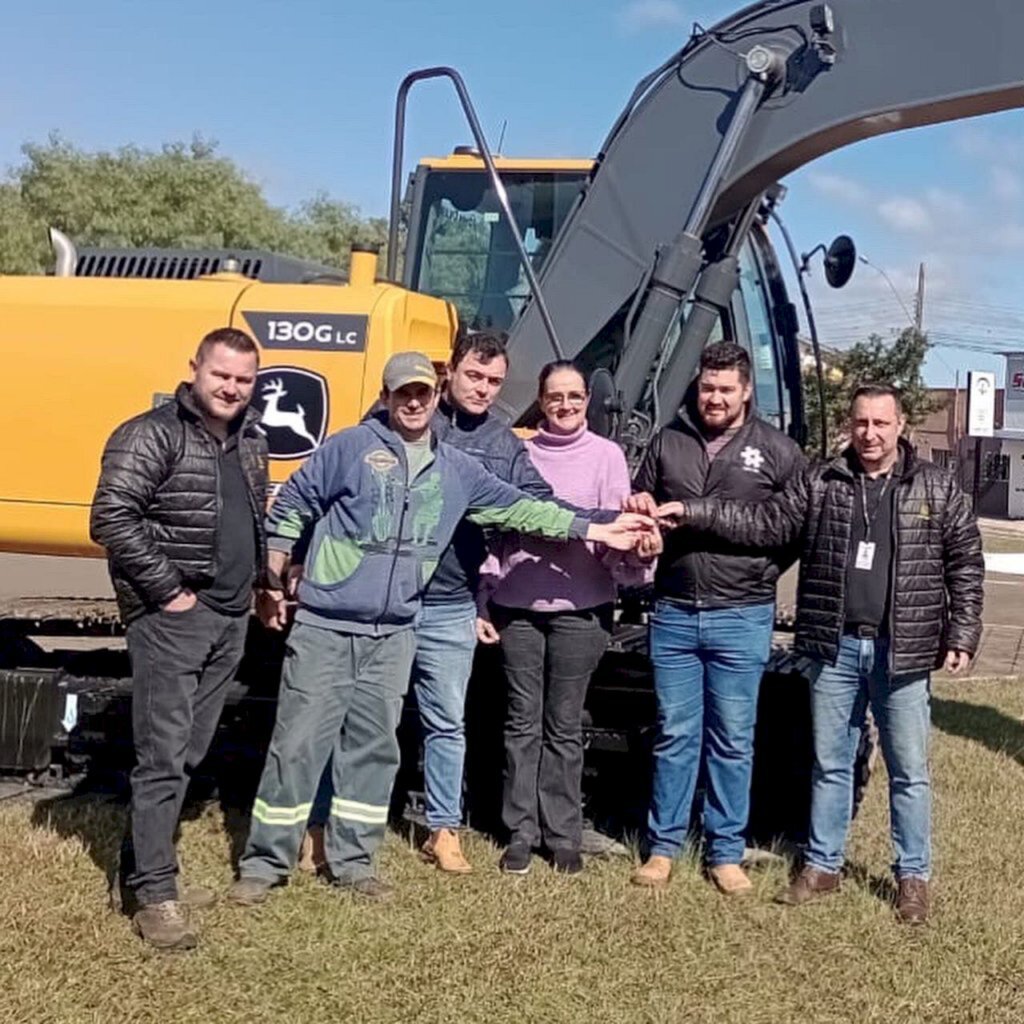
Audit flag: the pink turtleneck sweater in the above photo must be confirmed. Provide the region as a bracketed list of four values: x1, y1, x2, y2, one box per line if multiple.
[479, 423, 653, 613]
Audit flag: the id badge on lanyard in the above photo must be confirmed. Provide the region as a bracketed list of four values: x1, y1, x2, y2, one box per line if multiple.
[854, 473, 890, 572]
[854, 540, 876, 571]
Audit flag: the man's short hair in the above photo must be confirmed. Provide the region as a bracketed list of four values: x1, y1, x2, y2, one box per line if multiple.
[699, 341, 751, 384]
[195, 327, 260, 365]
[451, 329, 509, 369]
[850, 383, 904, 416]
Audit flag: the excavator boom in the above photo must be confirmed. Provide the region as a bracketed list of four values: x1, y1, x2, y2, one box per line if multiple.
[497, 0, 1024, 425]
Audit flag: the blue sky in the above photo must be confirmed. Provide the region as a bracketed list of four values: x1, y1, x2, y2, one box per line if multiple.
[4, 0, 1023, 386]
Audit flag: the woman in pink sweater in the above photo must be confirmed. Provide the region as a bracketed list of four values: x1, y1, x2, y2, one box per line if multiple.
[479, 361, 656, 875]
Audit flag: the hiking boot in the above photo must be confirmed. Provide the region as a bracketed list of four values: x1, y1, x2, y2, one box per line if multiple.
[775, 866, 841, 906]
[332, 876, 394, 902]
[298, 825, 326, 874]
[499, 843, 532, 875]
[421, 828, 472, 874]
[709, 863, 753, 897]
[631, 855, 672, 889]
[895, 876, 930, 925]
[132, 900, 197, 951]
[229, 876, 278, 907]
[551, 849, 584, 875]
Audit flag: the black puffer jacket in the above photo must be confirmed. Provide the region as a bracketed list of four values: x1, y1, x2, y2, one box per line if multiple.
[685, 440, 984, 674]
[90, 383, 269, 623]
[634, 407, 806, 609]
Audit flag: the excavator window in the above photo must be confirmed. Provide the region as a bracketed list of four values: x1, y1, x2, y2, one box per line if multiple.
[410, 170, 588, 331]
[733, 235, 787, 431]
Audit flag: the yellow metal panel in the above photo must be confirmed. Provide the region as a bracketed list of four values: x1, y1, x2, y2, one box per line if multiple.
[0, 272, 457, 558]
[0, 275, 249, 561]
[233, 279, 457, 485]
[418, 154, 594, 172]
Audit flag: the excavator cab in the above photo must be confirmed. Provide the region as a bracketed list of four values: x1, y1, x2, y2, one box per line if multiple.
[400, 151, 811, 445]
[402, 151, 591, 332]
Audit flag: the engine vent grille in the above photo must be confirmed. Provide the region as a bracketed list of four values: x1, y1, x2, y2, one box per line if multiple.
[73, 247, 342, 284]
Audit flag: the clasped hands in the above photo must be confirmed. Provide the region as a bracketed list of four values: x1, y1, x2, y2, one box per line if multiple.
[585, 491, 684, 560]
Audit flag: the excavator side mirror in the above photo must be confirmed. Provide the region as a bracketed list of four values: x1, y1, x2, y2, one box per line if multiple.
[824, 234, 856, 289]
[586, 367, 618, 439]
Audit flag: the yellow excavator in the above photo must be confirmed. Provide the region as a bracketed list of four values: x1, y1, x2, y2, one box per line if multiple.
[0, 149, 591, 557]
[1, 0, 1019, 840]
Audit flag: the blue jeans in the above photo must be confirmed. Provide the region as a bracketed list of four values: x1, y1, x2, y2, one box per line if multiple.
[647, 601, 775, 865]
[412, 600, 479, 830]
[807, 635, 931, 879]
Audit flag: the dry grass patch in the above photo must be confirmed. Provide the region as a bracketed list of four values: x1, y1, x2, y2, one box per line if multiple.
[3, 677, 1024, 1023]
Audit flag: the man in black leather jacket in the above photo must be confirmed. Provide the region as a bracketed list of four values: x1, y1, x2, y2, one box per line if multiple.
[627, 341, 805, 896]
[90, 327, 268, 950]
[665, 383, 984, 924]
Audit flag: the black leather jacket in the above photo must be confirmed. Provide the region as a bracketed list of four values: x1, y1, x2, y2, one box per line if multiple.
[90, 383, 268, 623]
[685, 440, 985, 673]
[634, 407, 806, 609]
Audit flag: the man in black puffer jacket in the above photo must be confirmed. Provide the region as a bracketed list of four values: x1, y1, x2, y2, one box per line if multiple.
[627, 341, 806, 897]
[90, 327, 268, 950]
[670, 384, 984, 925]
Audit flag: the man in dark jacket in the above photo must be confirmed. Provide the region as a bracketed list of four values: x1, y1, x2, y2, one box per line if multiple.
[417, 331, 563, 873]
[627, 341, 805, 896]
[90, 327, 268, 951]
[667, 383, 984, 924]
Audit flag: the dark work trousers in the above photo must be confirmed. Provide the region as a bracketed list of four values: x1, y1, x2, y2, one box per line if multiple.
[120, 600, 248, 905]
[494, 604, 612, 853]
[239, 622, 416, 885]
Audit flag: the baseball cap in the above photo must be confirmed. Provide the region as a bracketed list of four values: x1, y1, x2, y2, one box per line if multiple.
[382, 351, 438, 391]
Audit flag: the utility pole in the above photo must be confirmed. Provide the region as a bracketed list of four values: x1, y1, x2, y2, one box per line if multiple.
[914, 262, 926, 332]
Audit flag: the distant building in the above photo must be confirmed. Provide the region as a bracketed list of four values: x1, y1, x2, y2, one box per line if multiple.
[914, 355, 1024, 518]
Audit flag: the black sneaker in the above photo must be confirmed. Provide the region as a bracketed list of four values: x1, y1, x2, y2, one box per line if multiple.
[499, 843, 532, 875]
[551, 849, 584, 875]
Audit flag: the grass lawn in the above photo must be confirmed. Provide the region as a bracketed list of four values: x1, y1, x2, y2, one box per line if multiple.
[4, 676, 1024, 1024]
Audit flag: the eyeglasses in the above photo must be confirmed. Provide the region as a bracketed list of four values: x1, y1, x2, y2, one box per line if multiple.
[542, 391, 588, 407]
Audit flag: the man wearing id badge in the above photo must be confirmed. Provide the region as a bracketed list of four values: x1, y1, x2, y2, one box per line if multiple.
[665, 384, 984, 925]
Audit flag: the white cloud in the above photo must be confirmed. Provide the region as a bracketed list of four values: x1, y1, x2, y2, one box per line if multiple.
[877, 197, 932, 233]
[924, 187, 968, 221]
[990, 165, 1023, 201]
[807, 171, 871, 206]
[618, 1, 688, 32]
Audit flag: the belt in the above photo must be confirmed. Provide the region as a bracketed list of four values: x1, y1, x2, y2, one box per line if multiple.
[844, 623, 879, 638]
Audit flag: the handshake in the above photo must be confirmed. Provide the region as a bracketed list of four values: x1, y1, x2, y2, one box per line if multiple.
[585, 492, 686, 558]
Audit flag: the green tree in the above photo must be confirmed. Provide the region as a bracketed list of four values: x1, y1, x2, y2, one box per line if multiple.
[0, 135, 385, 274]
[803, 327, 945, 455]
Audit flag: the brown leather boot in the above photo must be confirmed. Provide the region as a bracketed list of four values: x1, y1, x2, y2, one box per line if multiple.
[298, 825, 326, 874]
[709, 863, 753, 896]
[421, 828, 472, 874]
[895, 876, 929, 925]
[631, 855, 672, 888]
[132, 900, 198, 951]
[775, 866, 841, 906]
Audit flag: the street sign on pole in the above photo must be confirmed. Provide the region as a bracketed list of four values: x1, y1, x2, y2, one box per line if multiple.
[967, 370, 996, 438]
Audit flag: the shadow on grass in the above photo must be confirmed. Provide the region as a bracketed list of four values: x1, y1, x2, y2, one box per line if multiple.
[845, 861, 897, 904]
[932, 697, 1024, 767]
[30, 791, 126, 891]
[27, 773, 253, 893]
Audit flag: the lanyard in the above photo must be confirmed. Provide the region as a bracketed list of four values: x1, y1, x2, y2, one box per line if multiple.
[859, 471, 892, 536]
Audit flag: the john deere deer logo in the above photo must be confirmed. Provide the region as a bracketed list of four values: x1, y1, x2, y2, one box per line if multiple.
[256, 367, 329, 459]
